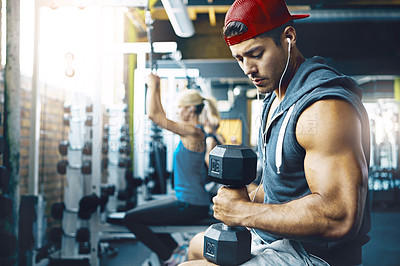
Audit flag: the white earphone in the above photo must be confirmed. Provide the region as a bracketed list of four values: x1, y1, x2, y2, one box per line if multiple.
[286, 37, 291, 53]
[278, 37, 291, 101]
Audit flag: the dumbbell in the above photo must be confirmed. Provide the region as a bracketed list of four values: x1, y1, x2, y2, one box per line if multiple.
[56, 160, 68, 175]
[58, 140, 68, 156]
[76, 227, 91, 254]
[75, 227, 90, 243]
[203, 145, 257, 266]
[78, 194, 100, 220]
[81, 160, 91, 175]
[82, 141, 92, 155]
[118, 143, 130, 155]
[99, 193, 109, 212]
[50, 202, 65, 221]
[86, 104, 93, 113]
[99, 184, 115, 212]
[118, 158, 132, 168]
[120, 135, 130, 143]
[101, 184, 116, 196]
[63, 113, 70, 126]
[120, 125, 129, 134]
[63, 103, 71, 113]
[85, 115, 93, 127]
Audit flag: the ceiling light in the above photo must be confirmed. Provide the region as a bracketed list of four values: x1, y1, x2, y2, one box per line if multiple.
[160, 0, 195, 38]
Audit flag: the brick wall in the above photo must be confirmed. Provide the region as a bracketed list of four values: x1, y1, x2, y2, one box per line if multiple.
[19, 77, 68, 228]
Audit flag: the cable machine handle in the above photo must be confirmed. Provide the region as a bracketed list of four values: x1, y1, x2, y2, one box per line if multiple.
[145, 8, 157, 73]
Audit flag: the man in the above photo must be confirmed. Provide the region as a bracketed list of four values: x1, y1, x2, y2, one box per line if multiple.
[181, 0, 371, 265]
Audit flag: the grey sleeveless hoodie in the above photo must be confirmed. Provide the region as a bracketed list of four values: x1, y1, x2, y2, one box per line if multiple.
[255, 56, 371, 266]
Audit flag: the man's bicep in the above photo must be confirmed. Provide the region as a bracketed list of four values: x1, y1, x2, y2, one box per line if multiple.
[295, 99, 369, 239]
[297, 99, 368, 210]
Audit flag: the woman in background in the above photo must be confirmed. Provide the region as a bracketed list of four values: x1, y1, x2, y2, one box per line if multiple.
[124, 73, 220, 266]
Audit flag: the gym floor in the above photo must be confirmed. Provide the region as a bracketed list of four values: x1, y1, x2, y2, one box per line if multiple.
[362, 209, 400, 266]
[99, 208, 400, 266]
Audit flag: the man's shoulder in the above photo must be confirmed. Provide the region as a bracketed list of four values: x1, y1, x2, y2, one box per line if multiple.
[296, 99, 361, 147]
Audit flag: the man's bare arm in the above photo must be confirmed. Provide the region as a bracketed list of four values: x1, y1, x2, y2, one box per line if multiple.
[212, 99, 368, 241]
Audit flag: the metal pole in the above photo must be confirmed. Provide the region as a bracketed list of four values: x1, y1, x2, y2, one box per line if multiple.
[89, 6, 103, 266]
[5, 0, 21, 239]
[28, 0, 41, 196]
[145, 8, 156, 72]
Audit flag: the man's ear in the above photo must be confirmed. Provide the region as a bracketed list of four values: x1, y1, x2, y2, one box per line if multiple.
[282, 26, 297, 45]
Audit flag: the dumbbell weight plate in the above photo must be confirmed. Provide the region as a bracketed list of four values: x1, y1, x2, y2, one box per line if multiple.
[204, 223, 252, 265]
[82, 142, 92, 155]
[208, 145, 257, 187]
[50, 202, 65, 221]
[78, 194, 100, 220]
[81, 160, 91, 175]
[76, 227, 90, 243]
[56, 160, 68, 175]
[58, 141, 69, 156]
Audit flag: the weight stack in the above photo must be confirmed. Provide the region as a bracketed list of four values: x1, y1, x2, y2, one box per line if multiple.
[105, 104, 134, 212]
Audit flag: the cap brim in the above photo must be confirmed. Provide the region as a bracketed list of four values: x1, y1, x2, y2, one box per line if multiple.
[291, 14, 310, 20]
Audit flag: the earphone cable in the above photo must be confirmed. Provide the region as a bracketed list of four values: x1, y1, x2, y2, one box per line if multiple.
[253, 39, 291, 203]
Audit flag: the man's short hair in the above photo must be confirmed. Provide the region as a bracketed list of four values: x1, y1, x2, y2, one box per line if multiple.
[223, 20, 295, 46]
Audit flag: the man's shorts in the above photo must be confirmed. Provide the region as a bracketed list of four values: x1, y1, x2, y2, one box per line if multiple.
[240, 234, 330, 266]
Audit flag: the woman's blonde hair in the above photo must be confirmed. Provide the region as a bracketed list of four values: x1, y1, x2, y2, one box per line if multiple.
[177, 89, 204, 107]
[202, 97, 220, 129]
[177, 89, 220, 128]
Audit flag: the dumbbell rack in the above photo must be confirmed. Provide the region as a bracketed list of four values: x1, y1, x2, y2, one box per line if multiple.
[55, 103, 94, 262]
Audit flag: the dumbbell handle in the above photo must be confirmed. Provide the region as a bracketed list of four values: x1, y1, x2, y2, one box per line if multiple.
[221, 223, 232, 231]
[218, 222, 248, 234]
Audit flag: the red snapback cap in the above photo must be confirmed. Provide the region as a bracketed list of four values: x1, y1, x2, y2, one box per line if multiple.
[224, 0, 309, 46]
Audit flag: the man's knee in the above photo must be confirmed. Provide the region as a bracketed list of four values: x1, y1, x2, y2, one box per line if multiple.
[188, 231, 205, 260]
[179, 260, 213, 266]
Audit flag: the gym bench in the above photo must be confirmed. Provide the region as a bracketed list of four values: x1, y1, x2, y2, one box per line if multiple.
[102, 212, 218, 236]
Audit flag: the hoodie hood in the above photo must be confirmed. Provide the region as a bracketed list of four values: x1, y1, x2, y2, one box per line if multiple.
[267, 56, 363, 113]
[261, 56, 369, 174]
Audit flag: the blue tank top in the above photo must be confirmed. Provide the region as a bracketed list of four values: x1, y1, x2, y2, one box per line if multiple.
[173, 137, 210, 206]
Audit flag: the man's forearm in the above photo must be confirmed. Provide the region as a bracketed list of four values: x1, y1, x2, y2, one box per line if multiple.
[233, 193, 360, 243]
